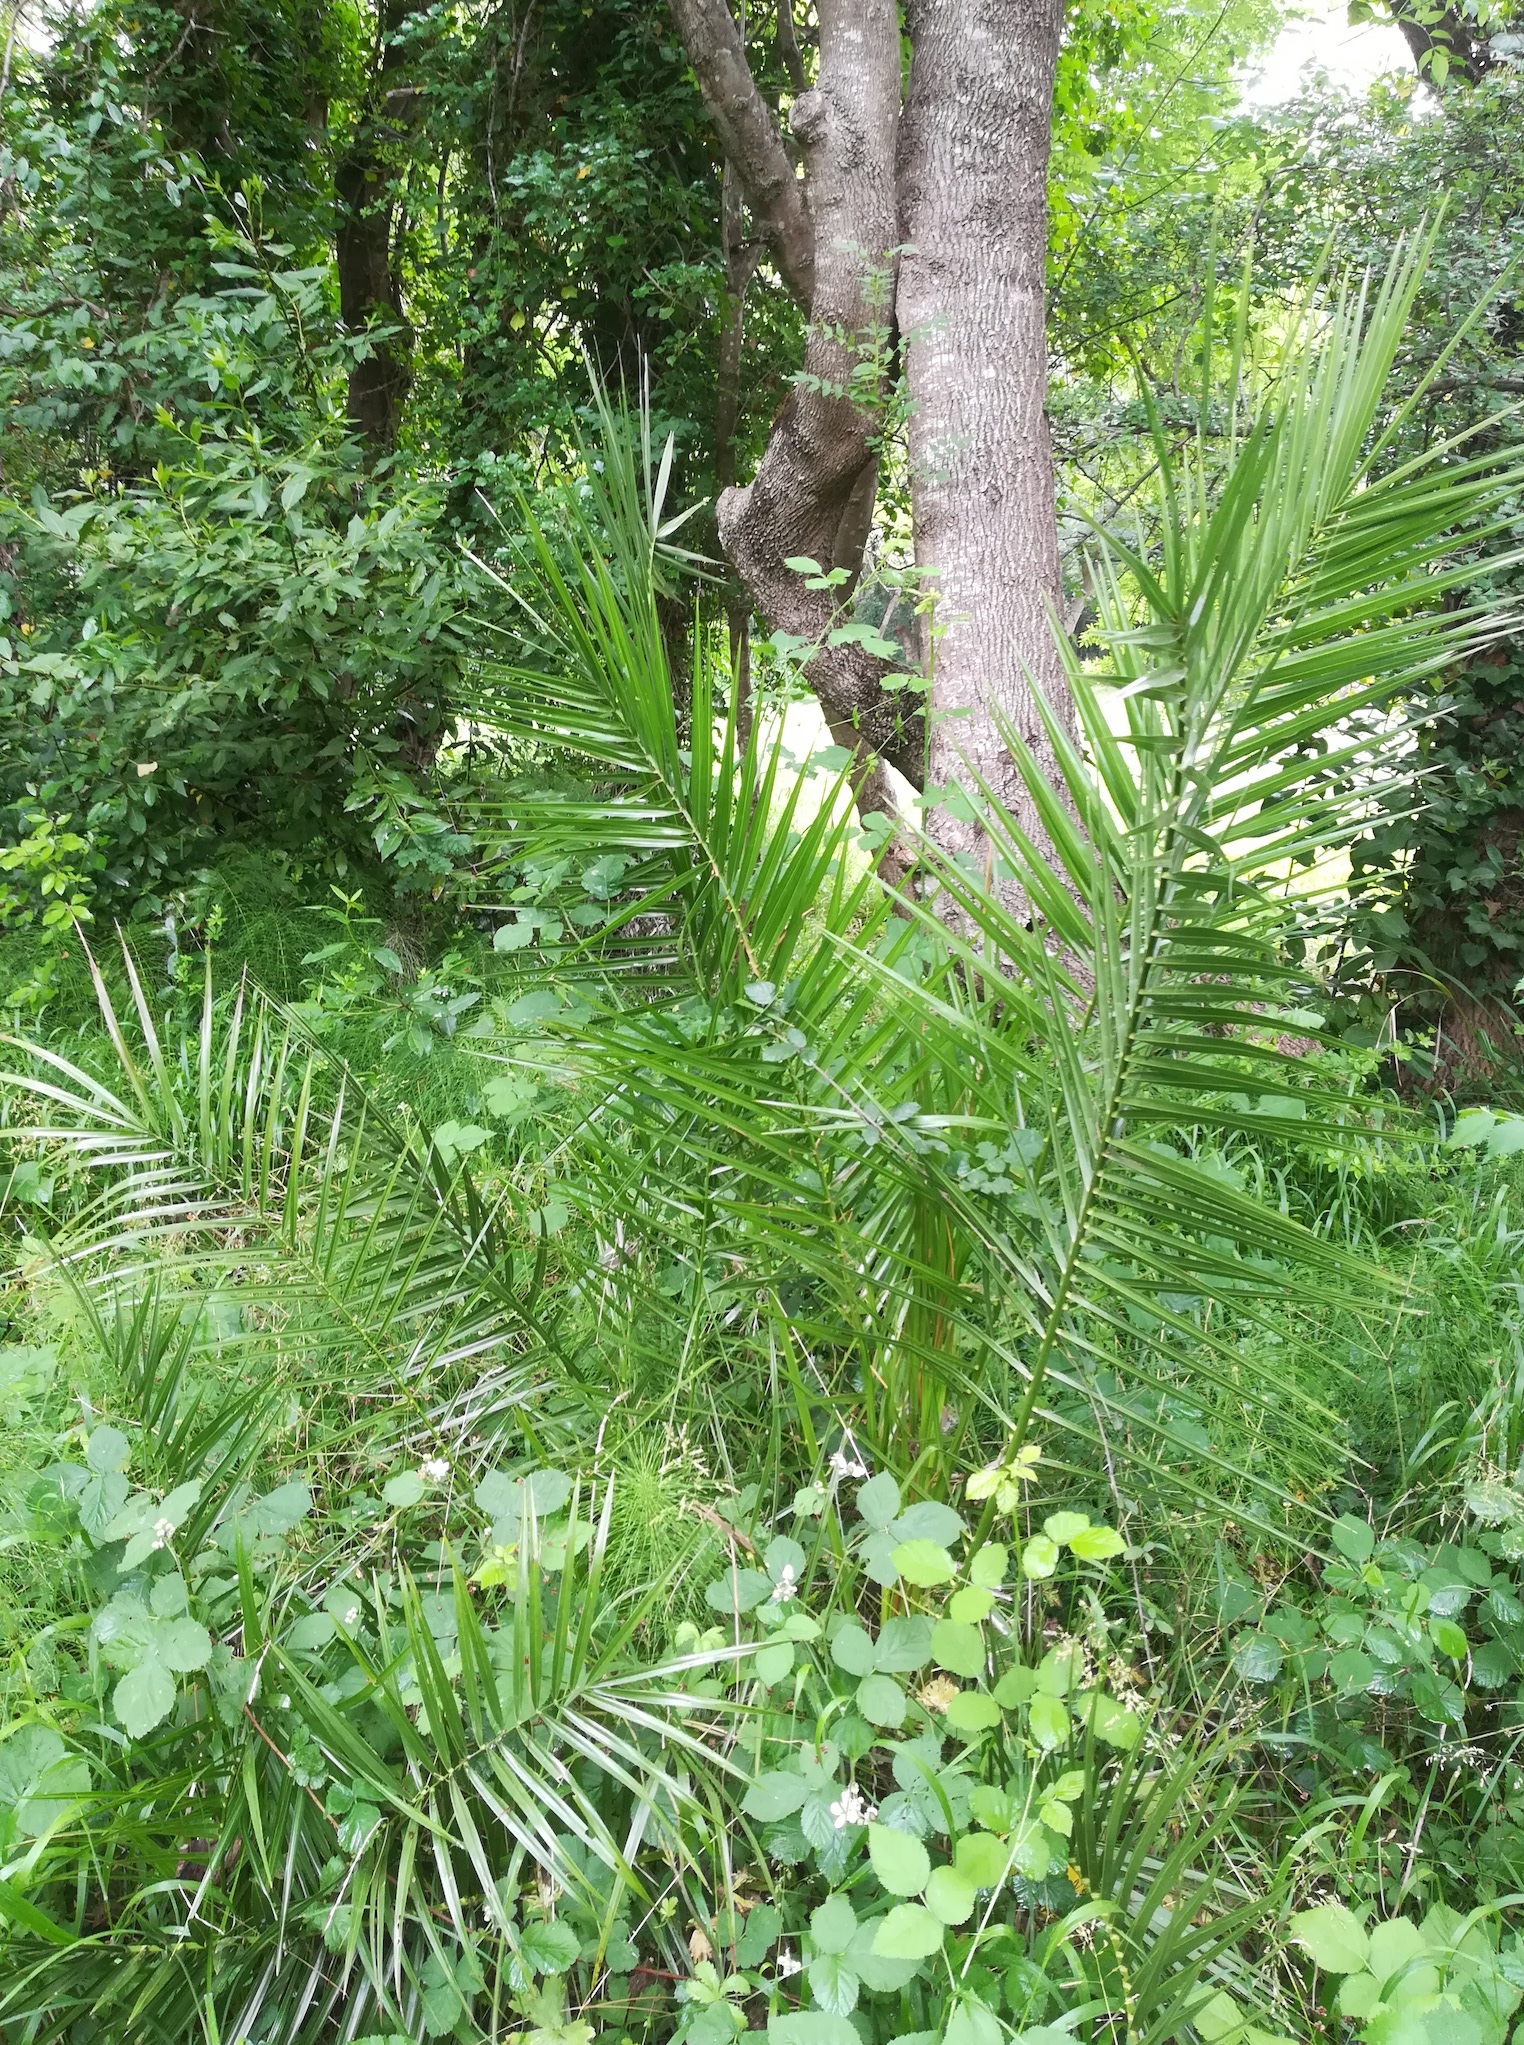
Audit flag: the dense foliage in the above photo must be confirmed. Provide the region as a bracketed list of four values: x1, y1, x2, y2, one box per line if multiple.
[7, 1, 1524, 2042]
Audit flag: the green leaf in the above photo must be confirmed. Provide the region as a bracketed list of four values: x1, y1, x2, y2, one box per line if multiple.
[1028, 1693, 1070, 1749]
[754, 1640, 794, 1685]
[86, 1426, 130, 1475]
[1076, 1690, 1142, 1749]
[1043, 1511, 1089, 1543]
[1290, 1901, 1370, 1974]
[1232, 1633, 1285, 1684]
[0, 1726, 89, 1838]
[992, 1666, 1037, 1707]
[1336, 1972, 1383, 2020]
[1331, 1515, 1376, 1564]
[892, 1539, 954, 1586]
[868, 1824, 931, 1897]
[892, 1502, 965, 1545]
[1366, 1919, 1426, 1984]
[1068, 1525, 1125, 1561]
[923, 1866, 977, 1926]
[810, 1893, 857, 1956]
[831, 1623, 878, 1677]
[856, 1474, 902, 1528]
[382, 1470, 426, 1509]
[769, 2016, 860, 2045]
[931, 1618, 985, 1679]
[871, 1904, 945, 1959]
[846, 1919, 921, 1993]
[519, 1920, 580, 1975]
[1193, 1990, 1249, 2041]
[1330, 1648, 1375, 1693]
[944, 1691, 1002, 1733]
[157, 1617, 212, 1672]
[944, 2001, 1002, 2045]
[875, 1617, 935, 1672]
[1428, 1615, 1468, 1659]
[114, 1658, 176, 1739]
[741, 1771, 809, 1821]
[806, 1953, 859, 2017]
[1020, 1535, 1059, 1579]
[967, 1544, 1008, 1587]
[953, 1832, 1009, 1888]
[856, 1672, 908, 1727]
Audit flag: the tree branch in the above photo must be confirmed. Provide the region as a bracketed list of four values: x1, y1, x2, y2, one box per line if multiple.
[668, 0, 815, 307]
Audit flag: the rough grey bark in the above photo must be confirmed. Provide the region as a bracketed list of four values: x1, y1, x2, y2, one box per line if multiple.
[709, 0, 919, 820]
[715, 160, 762, 745]
[670, 0, 1069, 866]
[666, 0, 815, 307]
[898, 0, 1068, 861]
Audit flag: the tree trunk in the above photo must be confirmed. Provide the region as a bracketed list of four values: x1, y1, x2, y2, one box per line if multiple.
[335, 0, 423, 450]
[716, 160, 762, 747]
[710, 0, 918, 818]
[1393, 3, 1490, 84]
[898, 0, 1069, 863]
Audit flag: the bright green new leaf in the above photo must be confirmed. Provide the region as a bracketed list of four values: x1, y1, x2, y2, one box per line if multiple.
[892, 1540, 955, 1587]
[872, 1905, 945, 1959]
[868, 1824, 930, 1898]
[923, 1867, 976, 1925]
[1291, 1902, 1370, 1974]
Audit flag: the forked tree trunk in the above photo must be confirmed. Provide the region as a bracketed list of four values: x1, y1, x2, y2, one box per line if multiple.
[898, 0, 1068, 861]
[669, 0, 1069, 865]
[671, 0, 917, 826]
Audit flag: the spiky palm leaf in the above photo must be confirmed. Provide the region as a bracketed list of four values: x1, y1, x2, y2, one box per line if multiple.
[459, 390, 882, 1004]
[0, 1482, 754, 2045]
[498, 237, 1524, 1528]
[1, 943, 571, 1462]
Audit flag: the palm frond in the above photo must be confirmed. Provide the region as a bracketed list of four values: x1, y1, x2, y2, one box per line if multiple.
[458, 395, 882, 1004]
[511, 240, 1524, 1530]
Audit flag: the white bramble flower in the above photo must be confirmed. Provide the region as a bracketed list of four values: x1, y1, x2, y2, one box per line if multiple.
[829, 1784, 876, 1830]
[420, 1458, 450, 1483]
[151, 1516, 175, 1551]
[829, 1443, 868, 1480]
[771, 1564, 799, 1604]
[775, 1950, 802, 1980]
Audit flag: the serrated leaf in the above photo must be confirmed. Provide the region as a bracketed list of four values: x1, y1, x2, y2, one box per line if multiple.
[856, 1474, 902, 1529]
[968, 1544, 1008, 1587]
[945, 1691, 1002, 1733]
[892, 1540, 954, 1587]
[1290, 1901, 1369, 1974]
[856, 1672, 907, 1727]
[1028, 1693, 1070, 1749]
[114, 1658, 175, 1738]
[871, 1903, 944, 1959]
[741, 1771, 809, 1821]
[519, 1919, 580, 1975]
[923, 1866, 976, 1925]
[1232, 1632, 1285, 1684]
[806, 1952, 859, 2016]
[931, 1618, 984, 1679]
[868, 1824, 930, 1897]
[809, 1892, 857, 1956]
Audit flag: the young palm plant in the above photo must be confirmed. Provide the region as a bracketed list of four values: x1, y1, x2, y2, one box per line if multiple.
[489, 231, 1524, 1532]
[1, 236, 1520, 2045]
